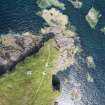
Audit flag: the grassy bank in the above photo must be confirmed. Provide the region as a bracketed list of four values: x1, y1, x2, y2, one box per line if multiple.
[0, 39, 58, 105]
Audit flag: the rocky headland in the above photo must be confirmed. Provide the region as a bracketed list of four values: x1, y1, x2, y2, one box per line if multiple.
[39, 8, 83, 104]
[0, 32, 54, 74]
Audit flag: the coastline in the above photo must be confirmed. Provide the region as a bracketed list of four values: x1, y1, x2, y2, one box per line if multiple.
[0, 32, 54, 75]
[0, 0, 105, 105]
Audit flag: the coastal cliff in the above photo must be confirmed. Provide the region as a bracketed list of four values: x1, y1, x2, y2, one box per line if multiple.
[0, 32, 54, 74]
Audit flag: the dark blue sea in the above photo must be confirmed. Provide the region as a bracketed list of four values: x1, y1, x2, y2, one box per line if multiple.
[0, 0, 105, 104]
[0, 0, 45, 34]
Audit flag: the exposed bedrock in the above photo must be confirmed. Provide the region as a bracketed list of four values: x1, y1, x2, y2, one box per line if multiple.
[0, 32, 54, 75]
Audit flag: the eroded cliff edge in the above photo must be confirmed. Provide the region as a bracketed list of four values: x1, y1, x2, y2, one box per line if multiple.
[0, 32, 54, 74]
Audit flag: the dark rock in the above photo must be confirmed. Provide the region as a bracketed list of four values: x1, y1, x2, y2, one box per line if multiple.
[0, 32, 54, 75]
[54, 101, 58, 105]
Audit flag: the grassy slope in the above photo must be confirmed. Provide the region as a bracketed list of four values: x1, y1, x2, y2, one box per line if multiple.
[0, 39, 58, 105]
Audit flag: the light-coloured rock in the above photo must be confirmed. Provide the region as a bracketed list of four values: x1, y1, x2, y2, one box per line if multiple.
[26, 70, 32, 76]
[86, 72, 94, 83]
[41, 26, 63, 35]
[10, 51, 22, 62]
[42, 8, 68, 27]
[0, 57, 8, 65]
[86, 7, 101, 28]
[70, 87, 81, 101]
[1, 35, 17, 47]
[0, 32, 48, 74]
[63, 30, 77, 37]
[68, 0, 83, 9]
[100, 26, 105, 34]
[86, 56, 96, 69]
[37, 0, 65, 10]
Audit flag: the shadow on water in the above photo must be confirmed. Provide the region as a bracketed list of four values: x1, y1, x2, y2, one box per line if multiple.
[57, 0, 105, 104]
[0, 0, 45, 34]
[52, 74, 61, 91]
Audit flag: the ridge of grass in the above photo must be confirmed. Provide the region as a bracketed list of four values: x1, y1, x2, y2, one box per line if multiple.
[0, 39, 59, 105]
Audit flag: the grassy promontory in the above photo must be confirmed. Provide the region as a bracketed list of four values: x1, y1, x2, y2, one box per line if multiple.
[0, 39, 59, 105]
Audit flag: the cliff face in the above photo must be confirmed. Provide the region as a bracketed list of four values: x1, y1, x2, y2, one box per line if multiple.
[0, 32, 54, 74]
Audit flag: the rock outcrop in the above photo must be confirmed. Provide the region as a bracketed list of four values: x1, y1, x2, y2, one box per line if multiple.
[41, 8, 80, 73]
[37, 0, 65, 10]
[0, 32, 54, 74]
[85, 7, 101, 29]
[40, 8, 83, 104]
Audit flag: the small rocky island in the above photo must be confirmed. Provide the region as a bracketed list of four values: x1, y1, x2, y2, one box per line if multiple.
[86, 7, 101, 28]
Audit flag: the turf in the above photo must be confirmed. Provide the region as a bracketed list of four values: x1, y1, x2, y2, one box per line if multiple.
[0, 39, 59, 105]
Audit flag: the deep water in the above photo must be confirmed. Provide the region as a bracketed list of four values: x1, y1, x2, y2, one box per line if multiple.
[0, 0, 45, 34]
[0, 0, 105, 104]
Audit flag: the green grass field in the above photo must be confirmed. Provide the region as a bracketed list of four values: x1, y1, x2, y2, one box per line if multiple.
[0, 39, 59, 105]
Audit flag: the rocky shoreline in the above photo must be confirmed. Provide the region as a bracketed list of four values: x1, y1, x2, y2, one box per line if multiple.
[40, 8, 83, 105]
[0, 32, 54, 75]
[40, 8, 80, 73]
